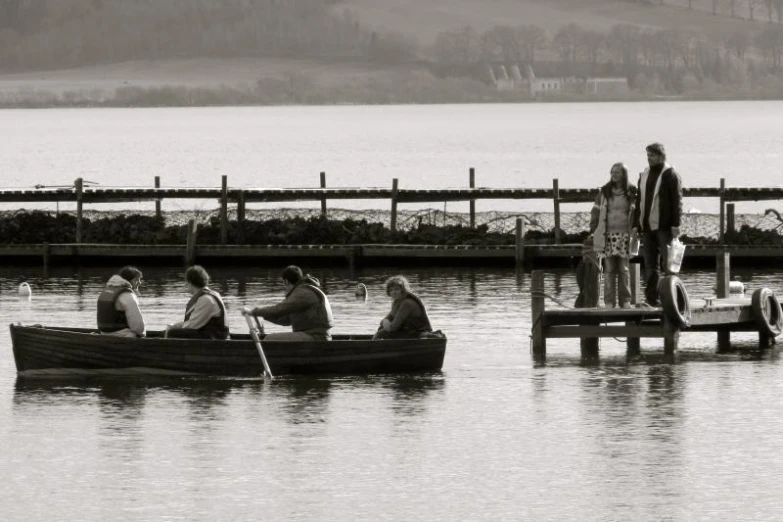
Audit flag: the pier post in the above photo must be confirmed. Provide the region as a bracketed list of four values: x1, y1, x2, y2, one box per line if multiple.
[186, 219, 198, 266]
[726, 203, 735, 235]
[75, 177, 83, 243]
[154, 176, 162, 219]
[237, 191, 246, 243]
[716, 251, 731, 352]
[390, 178, 399, 233]
[320, 171, 328, 218]
[552, 178, 561, 244]
[719, 178, 725, 243]
[469, 167, 476, 229]
[663, 317, 680, 362]
[515, 217, 525, 271]
[531, 270, 546, 362]
[626, 262, 642, 357]
[42, 243, 51, 276]
[220, 175, 228, 245]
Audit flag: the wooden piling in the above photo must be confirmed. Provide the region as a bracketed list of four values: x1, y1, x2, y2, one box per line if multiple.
[515, 218, 525, 270]
[237, 191, 246, 243]
[186, 219, 198, 266]
[531, 270, 546, 361]
[580, 330, 600, 361]
[390, 178, 399, 233]
[716, 251, 731, 351]
[552, 178, 561, 244]
[662, 317, 680, 359]
[42, 243, 50, 276]
[726, 203, 735, 234]
[320, 171, 328, 218]
[469, 167, 476, 229]
[719, 177, 725, 242]
[220, 175, 228, 245]
[626, 262, 641, 357]
[154, 176, 162, 219]
[75, 177, 83, 243]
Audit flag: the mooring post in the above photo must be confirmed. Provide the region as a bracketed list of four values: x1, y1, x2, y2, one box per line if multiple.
[186, 219, 198, 266]
[716, 251, 731, 352]
[75, 177, 83, 243]
[237, 190, 246, 243]
[515, 217, 525, 271]
[719, 178, 726, 242]
[390, 178, 399, 233]
[531, 270, 546, 361]
[726, 203, 735, 235]
[42, 243, 51, 277]
[220, 175, 228, 245]
[320, 171, 328, 218]
[469, 167, 476, 229]
[626, 262, 642, 357]
[154, 176, 162, 219]
[552, 178, 561, 244]
[663, 316, 680, 361]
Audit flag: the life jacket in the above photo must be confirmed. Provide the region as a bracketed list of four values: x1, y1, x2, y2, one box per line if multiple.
[398, 293, 433, 335]
[185, 288, 229, 340]
[97, 286, 133, 332]
[288, 282, 334, 333]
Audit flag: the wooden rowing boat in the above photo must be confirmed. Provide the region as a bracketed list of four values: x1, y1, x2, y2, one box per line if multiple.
[9, 324, 447, 377]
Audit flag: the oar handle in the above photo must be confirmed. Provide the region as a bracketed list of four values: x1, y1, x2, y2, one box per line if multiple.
[243, 312, 273, 380]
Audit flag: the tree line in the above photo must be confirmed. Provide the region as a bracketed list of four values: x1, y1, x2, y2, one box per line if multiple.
[0, 0, 372, 70]
[432, 21, 783, 94]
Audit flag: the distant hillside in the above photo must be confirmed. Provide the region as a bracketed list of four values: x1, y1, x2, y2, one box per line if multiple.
[338, 0, 772, 46]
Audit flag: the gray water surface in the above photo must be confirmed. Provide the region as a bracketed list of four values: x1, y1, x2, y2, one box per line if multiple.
[1, 266, 782, 521]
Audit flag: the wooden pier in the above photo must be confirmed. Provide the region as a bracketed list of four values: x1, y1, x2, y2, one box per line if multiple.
[2, 172, 782, 267]
[530, 258, 783, 363]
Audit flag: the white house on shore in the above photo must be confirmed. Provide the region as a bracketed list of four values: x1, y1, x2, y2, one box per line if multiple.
[488, 64, 628, 96]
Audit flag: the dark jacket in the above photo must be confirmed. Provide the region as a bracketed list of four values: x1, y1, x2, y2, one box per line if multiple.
[383, 293, 433, 337]
[632, 166, 683, 231]
[253, 276, 334, 339]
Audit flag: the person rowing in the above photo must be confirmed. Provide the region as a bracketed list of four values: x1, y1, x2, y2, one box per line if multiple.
[242, 265, 333, 341]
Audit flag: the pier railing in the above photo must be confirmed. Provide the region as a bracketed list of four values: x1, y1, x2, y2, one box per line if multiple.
[2, 171, 782, 246]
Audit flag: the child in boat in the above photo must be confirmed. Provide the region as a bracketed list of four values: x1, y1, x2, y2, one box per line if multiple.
[589, 162, 637, 308]
[373, 275, 434, 339]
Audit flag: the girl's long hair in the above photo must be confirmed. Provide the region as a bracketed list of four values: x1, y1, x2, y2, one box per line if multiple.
[602, 162, 635, 199]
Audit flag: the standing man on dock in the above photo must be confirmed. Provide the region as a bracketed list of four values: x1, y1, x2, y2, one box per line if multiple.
[632, 142, 683, 306]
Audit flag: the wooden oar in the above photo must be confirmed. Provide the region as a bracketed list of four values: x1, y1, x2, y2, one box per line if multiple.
[243, 312, 274, 380]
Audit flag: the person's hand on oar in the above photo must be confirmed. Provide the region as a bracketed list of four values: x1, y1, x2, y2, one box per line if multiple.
[242, 308, 273, 380]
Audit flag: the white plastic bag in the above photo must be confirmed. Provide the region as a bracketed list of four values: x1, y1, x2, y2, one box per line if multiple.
[666, 238, 686, 273]
[629, 230, 640, 256]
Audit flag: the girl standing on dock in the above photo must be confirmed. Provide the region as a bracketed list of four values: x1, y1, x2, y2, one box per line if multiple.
[590, 163, 637, 308]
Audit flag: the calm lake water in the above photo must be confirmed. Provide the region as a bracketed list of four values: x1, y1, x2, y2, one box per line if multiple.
[2, 265, 783, 521]
[1, 101, 782, 214]
[2, 102, 783, 520]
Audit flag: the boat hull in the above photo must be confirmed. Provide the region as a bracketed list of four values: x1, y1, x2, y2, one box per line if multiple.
[10, 325, 446, 377]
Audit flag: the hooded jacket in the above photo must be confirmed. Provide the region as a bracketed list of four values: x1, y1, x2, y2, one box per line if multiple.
[97, 275, 145, 336]
[252, 275, 334, 339]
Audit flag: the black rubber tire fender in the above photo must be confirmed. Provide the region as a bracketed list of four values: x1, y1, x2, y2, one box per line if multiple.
[751, 287, 783, 337]
[660, 275, 691, 328]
